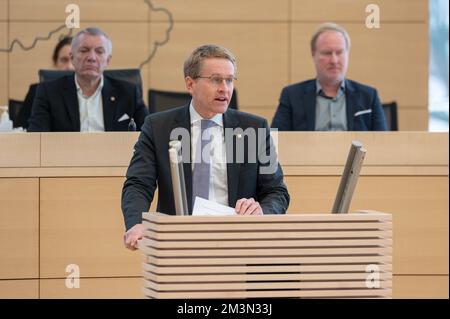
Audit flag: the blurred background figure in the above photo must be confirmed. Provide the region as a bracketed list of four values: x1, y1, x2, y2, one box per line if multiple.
[15, 35, 74, 129]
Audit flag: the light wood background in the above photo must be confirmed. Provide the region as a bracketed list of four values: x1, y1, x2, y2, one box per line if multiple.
[0, 0, 429, 130]
[0, 131, 447, 298]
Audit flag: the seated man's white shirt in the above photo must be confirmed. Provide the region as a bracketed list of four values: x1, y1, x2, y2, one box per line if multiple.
[190, 102, 228, 206]
[75, 75, 105, 132]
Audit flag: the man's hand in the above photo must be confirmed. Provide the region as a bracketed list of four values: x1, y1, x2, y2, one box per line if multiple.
[235, 198, 263, 215]
[124, 223, 143, 250]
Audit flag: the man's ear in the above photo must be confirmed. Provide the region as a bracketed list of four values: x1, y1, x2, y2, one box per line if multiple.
[185, 76, 194, 93]
[106, 54, 112, 66]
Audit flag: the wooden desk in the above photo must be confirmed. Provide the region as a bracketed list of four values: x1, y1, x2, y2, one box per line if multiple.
[0, 132, 448, 298]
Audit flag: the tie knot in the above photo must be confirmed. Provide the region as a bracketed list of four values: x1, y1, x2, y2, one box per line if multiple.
[201, 119, 216, 131]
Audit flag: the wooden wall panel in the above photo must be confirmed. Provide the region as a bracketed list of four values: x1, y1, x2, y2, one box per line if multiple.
[277, 132, 448, 167]
[399, 108, 429, 131]
[291, 0, 427, 22]
[8, 22, 71, 100]
[9, 0, 148, 21]
[0, 0, 7, 21]
[0, 22, 7, 106]
[148, 22, 289, 108]
[40, 177, 142, 278]
[149, 0, 289, 21]
[0, 178, 39, 279]
[40, 277, 143, 298]
[285, 176, 449, 275]
[394, 275, 449, 299]
[0, 279, 39, 299]
[290, 23, 428, 110]
[0, 133, 40, 167]
[41, 132, 138, 167]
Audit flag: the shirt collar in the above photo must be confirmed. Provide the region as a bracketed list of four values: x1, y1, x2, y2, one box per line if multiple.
[75, 75, 104, 98]
[189, 101, 223, 127]
[316, 79, 346, 96]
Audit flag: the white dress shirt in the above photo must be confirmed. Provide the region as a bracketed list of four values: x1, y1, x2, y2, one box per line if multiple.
[190, 102, 229, 206]
[75, 75, 105, 132]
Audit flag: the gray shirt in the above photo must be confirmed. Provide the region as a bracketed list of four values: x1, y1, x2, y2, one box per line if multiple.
[315, 80, 347, 131]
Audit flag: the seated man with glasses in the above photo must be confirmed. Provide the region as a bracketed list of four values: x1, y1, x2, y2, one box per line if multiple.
[121, 44, 290, 250]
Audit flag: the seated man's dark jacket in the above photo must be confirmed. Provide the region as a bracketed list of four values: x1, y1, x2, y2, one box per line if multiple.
[27, 74, 148, 132]
[122, 105, 290, 230]
[271, 79, 387, 131]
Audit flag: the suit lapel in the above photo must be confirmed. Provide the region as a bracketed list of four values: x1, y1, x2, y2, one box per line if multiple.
[101, 76, 116, 131]
[304, 81, 316, 131]
[223, 110, 240, 207]
[345, 80, 356, 131]
[173, 106, 193, 213]
[62, 76, 80, 131]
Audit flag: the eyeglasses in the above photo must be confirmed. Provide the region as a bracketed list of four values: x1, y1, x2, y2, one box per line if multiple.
[195, 75, 237, 86]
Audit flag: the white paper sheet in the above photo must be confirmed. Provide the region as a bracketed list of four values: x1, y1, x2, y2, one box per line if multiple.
[192, 197, 237, 216]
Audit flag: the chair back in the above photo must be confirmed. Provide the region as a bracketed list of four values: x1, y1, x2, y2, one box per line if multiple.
[8, 99, 24, 128]
[382, 101, 398, 131]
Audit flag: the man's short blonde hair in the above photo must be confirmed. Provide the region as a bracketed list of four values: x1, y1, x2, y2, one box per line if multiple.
[184, 44, 236, 78]
[310, 22, 351, 53]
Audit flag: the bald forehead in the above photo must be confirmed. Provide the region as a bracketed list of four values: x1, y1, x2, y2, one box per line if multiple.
[316, 30, 348, 50]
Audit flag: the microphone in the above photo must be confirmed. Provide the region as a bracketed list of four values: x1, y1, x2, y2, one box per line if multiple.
[169, 140, 188, 215]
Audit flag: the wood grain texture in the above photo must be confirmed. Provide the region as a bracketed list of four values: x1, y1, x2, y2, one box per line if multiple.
[0, 279, 38, 299]
[291, 0, 427, 22]
[0, 133, 40, 167]
[142, 213, 392, 298]
[40, 277, 144, 299]
[393, 275, 449, 299]
[39, 177, 142, 278]
[0, 178, 39, 279]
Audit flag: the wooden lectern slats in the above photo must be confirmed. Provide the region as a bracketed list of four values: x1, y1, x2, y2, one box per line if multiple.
[143, 221, 391, 232]
[142, 212, 392, 298]
[141, 237, 392, 249]
[141, 246, 392, 258]
[143, 263, 393, 275]
[143, 212, 392, 224]
[143, 288, 392, 299]
[144, 230, 391, 241]
[145, 255, 392, 266]
[144, 279, 392, 291]
[143, 271, 392, 283]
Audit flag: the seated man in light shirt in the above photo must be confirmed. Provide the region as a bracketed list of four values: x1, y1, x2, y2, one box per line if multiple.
[28, 27, 148, 132]
[271, 22, 387, 131]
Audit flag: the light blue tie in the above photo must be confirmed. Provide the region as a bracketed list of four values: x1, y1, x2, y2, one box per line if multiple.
[192, 119, 216, 206]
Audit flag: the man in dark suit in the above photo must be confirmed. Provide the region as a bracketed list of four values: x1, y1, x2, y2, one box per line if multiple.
[272, 23, 387, 131]
[28, 27, 148, 132]
[122, 45, 290, 250]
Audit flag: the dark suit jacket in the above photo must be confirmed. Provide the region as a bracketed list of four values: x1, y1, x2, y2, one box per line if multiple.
[27, 75, 148, 132]
[15, 83, 38, 129]
[271, 79, 387, 131]
[122, 105, 290, 230]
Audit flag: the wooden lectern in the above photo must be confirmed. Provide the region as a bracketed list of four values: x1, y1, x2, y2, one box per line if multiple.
[141, 212, 392, 298]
